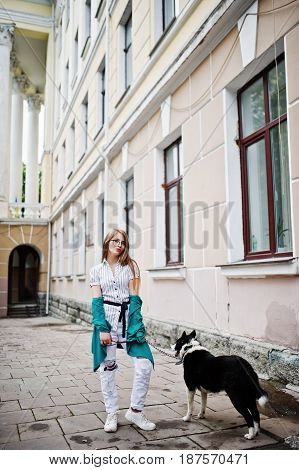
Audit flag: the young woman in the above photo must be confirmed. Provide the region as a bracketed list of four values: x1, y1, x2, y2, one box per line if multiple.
[90, 228, 156, 433]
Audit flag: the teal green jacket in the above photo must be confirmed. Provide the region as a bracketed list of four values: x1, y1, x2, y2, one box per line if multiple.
[91, 294, 154, 372]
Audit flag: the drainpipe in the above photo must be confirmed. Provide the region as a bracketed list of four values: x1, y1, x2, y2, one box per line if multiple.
[45, 220, 51, 315]
[103, 0, 110, 235]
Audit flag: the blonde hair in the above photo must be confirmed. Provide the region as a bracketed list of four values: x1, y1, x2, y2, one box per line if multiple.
[102, 228, 139, 291]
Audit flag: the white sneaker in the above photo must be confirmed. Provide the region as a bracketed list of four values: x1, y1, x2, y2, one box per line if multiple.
[125, 409, 156, 431]
[104, 412, 118, 432]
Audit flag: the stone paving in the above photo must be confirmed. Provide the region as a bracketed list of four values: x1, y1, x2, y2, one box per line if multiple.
[0, 316, 298, 450]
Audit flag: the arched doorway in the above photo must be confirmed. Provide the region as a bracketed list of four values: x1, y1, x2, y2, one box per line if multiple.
[8, 245, 40, 315]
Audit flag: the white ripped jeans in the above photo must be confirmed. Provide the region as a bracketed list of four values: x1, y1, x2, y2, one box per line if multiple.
[98, 320, 153, 413]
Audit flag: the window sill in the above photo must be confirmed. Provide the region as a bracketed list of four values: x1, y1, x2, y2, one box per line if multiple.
[71, 73, 78, 90]
[77, 275, 86, 281]
[78, 151, 86, 164]
[115, 86, 131, 109]
[65, 275, 74, 282]
[81, 36, 91, 60]
[149, 17, 176, 58]
[94, 124, 104, 141]
[218, 257, 299, 278]
[147, 265, 186, 280]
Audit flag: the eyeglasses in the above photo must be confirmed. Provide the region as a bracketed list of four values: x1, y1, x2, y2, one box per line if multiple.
[111, 239, 126, 247]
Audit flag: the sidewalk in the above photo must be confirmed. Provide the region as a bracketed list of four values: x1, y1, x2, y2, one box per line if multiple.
[0, 316, 298, 450]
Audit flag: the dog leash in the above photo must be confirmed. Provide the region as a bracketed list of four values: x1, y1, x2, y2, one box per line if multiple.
[106, 338, 182, 365]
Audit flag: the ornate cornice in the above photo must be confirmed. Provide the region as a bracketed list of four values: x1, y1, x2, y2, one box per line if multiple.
[0, 23, 14, 48]
[10, 43, 44, 103]
[27, 94, 42, 112]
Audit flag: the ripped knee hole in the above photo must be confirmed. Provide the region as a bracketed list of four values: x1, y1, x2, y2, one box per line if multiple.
[103, 360, 118, 372]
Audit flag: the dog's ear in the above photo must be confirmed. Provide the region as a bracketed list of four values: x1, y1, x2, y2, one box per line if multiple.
[190, 330, 196, 338]
[182, 331, 186, 338]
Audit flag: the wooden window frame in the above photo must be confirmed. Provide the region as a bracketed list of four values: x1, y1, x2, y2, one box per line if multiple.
[163, 138, 183, 266]
[237, 54, 292, 261]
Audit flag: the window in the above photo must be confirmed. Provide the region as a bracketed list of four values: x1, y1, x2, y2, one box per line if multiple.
[59, 142, 65, 191]
[58, 227, 64, 276]
[95, 0, 105, 20]
[163, 139, 184, 265]
[86, 201, 94, 246]
[238, 56, 292, 259]
[153, 0, 175, 47]
[67, 120, 75, 178]
[67, 219, 74, 276]
[65, 0, 70, 28]
[73, 29, 78, 80]
[80, 94, 88, 159]
[58, 17, 62, 55]
[82, 0, 91, 56]
[125, 176, 134, 246]
[162, 0, 175, 32]
[52, 232, 57, 276]
[57, 84, 61, 125]
[117, 3, 132, 101]
[53, 156, 59, 197]
[64, 61, 69, 107]
[97, 61, 105, 129]
[124, 14, 132, 90]
[78, 211, 86, 275]
[98, 196, 105, 247]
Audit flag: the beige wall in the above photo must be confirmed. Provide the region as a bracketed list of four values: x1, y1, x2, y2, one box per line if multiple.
[48, 1, 299, 351]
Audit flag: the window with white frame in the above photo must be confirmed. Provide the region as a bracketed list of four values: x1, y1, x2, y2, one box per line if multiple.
[80, 94, 88, 159]
[52, 232, 57, 276]
[153, 0, 176, 44]
[67, 120, 75, 179]
[98, 196, 105, 247]
[125, 176, 134, 244]
[163, 138, 184, 265]
[73, 29, 78, 81]
[238, 55, 292, 259]
[67, 219, 74, 275]
[82, 0, 91, 56]
[59, 142, 65, 192]
[58, 17, 62, 55]
[56, 84, 61, 126]
[124, 14, 132, 90]
[58, 226, 64, 276]
[53, 155, 59, 198]
[64, 61, 69, 108]
[97, 59, 105, 130]
[86, 200, 94, 246]
[78, 211, 86, 275]
[65, 0, 70, 29]
[95, 0, 105, 20]
[118, 2, 132, 99]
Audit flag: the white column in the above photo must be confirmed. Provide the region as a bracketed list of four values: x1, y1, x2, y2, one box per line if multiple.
[0, 24, 14, 217]
[25, 95, 40, 206]
[9, 80, 23, 203]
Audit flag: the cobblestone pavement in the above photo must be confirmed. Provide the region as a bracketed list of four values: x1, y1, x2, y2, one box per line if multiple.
[0, 316, 298, 450]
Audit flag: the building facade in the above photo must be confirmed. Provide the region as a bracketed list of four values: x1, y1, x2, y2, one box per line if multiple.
[0, 0, 298, 384]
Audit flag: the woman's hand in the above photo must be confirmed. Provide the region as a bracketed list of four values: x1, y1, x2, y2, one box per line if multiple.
[100, 332, 112, 346]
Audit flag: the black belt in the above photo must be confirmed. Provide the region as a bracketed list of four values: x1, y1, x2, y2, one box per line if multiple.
[103, 299, 130, 338]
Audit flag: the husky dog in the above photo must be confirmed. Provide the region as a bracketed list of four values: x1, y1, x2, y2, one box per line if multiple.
[172, 330, 268, 439]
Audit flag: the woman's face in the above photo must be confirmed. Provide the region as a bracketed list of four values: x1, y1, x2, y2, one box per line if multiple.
[108, 232, 126, 257]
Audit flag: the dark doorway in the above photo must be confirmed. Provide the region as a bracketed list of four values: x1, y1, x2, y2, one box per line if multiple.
[8, 245, 40, 315]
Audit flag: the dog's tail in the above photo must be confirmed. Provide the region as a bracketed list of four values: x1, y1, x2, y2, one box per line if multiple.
[258, 393, 269, 407]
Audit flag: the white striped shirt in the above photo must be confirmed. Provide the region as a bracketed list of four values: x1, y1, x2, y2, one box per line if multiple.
[89, 259, 140, 331]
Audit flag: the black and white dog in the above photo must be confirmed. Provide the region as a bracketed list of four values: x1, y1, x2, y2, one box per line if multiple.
[172, 330, 269, 440]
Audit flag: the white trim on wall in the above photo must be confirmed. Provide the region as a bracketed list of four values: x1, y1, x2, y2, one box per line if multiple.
[223, 88, 244, 263]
